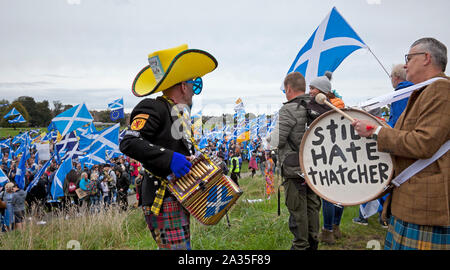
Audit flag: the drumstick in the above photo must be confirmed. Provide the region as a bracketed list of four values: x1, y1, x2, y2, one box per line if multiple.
[315, 93, 375, 130]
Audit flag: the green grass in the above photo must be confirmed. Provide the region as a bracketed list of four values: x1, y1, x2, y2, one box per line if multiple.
[0, 127, 46, 138]
[0, 174, 387, 250]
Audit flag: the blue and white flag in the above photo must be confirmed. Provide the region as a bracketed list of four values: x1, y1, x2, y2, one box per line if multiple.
[0, 138, 11, 149]
[50, 157, 73, 200]
[80, 123, 120, 154]
[108, 98, 125, 121]
[51, 103, 94, 138]
[11, 132, 29, 146]
[107, 97, 124, 110]
[80, 144, 106, 169]
[3, 107, 20, 119]
[284, 7, 367, 90]
[8, 114, 26, 123]
[0, 168, 9, 187]
[55, 131, 79, 159]
[14, 135, 30, 190]
[26, 153, 54, 192]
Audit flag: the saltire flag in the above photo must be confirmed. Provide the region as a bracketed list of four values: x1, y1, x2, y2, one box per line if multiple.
[12, 132, 29, 145]
[283, 6, 367, 91]
[79, 144, 106, 169]
[77, 122, 96, 136]
[3, 107, 20, 119]
[0, 138, 11, 149]
[62, 142, 83, 160]
[0, 167, 9, 187]
[50, 157, 73, 200]
[26, 153, 54, 192]
[51, 103, 94, 138]
[108, 97, 124, 110]
[108, 98, 124, 121]
[14, 135, 30, 190]
[7, 148, 13, 168]
[55, 131, 79, 159]
[8, 114, 26, 123]
[80, 123, 120, 154]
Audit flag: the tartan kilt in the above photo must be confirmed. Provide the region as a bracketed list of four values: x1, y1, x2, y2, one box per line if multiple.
[143, 196, 191, 250]
[384, 215, 450, 250]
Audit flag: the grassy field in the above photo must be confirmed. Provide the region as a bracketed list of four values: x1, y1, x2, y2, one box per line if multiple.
[0, 127, 46, 138]
[0, 173, 387, 250]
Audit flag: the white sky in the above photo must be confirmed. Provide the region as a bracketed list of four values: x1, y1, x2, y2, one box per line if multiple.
[1, 0, 449, 116]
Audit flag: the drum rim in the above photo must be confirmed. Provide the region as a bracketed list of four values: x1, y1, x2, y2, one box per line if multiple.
[299, 108, 394, 206]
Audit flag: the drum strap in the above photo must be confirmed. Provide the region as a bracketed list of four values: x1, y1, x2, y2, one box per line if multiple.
[391, 140, 450, 187]
[359, 77, 446, 111]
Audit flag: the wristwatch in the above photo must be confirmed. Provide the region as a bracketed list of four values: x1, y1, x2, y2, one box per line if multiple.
[371, 126, 382, 141]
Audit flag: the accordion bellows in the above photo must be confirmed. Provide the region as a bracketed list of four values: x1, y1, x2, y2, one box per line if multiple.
[167, 155, 243, 225]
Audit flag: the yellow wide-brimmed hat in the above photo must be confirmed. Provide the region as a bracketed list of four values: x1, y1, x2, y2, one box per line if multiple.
[132, 44, 218, 97]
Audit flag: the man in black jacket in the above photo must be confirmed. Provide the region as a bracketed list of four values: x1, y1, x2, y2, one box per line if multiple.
[115, 166, 130, 211]
[120, 44, 217, 250]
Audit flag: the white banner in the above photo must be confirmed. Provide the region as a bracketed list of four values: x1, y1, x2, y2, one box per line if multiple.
[35, 143, 51, 161]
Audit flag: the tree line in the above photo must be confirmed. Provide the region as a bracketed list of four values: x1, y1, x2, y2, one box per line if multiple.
[0, 96, 128, 128]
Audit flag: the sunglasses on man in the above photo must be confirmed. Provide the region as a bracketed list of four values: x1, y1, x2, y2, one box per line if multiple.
[185, 77, 203, 95]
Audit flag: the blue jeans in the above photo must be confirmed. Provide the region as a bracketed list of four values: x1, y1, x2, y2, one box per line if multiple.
[322, 199, 344, 231]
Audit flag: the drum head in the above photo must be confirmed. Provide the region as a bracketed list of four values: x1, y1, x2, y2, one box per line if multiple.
[299, 108, 393, 206]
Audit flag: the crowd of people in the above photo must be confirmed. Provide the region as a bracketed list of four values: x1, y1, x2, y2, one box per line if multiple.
[0, 147, 141, 232]
[1, 38, 448, 251]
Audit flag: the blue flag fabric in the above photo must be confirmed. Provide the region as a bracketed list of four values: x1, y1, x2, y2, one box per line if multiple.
[3, 107, 20, 119]
[107, 97, 124, 110]
[0, 168, 9, 187]
[110, 108, 124, 121]
[26, 153, 54, 192]
[0, 138, 11, 149]
[51, 103, 94, 138]
[8, 114, 26, 123]
[79, 144, 106, 169]
[50, 157, 73, 200]
[284, 7, 367, 89]
[80, 124, 120, 154]
[14, 135, 30, 190]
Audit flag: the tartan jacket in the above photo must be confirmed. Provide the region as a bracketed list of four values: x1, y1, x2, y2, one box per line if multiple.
[119, 96, 194, 207]
[378, 72, 450, 226]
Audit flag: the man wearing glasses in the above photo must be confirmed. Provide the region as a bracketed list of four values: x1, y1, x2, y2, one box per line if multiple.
[120, 44, 217, 250]
[352, 38, 449, 250]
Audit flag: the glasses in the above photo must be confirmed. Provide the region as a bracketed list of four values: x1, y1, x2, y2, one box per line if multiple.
[404, 52, 427, 64]
[185, 77, 203, 95]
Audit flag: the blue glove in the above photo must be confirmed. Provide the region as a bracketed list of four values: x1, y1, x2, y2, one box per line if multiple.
[170, 152, 192, 178]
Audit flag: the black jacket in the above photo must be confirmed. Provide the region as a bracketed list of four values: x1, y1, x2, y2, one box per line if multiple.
[119, 96, 194, 207]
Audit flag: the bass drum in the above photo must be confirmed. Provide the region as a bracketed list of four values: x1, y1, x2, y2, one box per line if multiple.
[299, 108, 393, 206]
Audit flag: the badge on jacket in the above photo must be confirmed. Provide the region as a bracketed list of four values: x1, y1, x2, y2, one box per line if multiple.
[131, 114, 149, 131]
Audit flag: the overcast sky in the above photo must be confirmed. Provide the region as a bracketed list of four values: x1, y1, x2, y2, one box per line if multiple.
[1, 0, 449, 116]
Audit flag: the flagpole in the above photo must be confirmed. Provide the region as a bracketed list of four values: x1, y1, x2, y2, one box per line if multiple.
[367, 46, 391, 78]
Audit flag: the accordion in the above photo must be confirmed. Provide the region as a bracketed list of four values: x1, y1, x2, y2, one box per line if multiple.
[167, 155, 243, 225]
